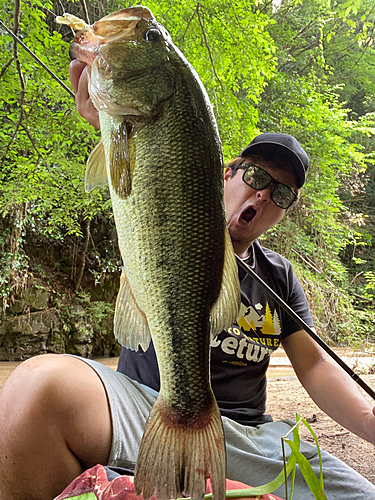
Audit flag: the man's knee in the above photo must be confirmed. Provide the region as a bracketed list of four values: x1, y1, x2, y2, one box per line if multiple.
[0, 354, 103, 499]
[0, 354, 112, 467]
[0, 354, 67, 420]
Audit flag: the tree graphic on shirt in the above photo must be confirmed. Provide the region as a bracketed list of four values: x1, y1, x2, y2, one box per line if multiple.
[235, 302, 281, 337]
[261, 303, 275, 335]
[273, 310, 281, 335]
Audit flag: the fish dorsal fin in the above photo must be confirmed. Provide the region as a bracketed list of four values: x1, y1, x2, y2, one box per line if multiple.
[85, 140, 108, 192]
[114, 269, 151, 351]
[109, 121, 132, 199]
[210, 228, 241, 337]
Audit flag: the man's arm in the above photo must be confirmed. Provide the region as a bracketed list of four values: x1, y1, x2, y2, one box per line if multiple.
[69, 59, 100, 129]
[282, 329, 375, 445]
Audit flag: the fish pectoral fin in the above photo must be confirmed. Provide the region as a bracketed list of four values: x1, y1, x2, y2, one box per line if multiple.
[210, 228, 241, 338]
[134, 396, 226, 500]
[114, 269, 151, 351]
[85, 140, 108, 192]
[109, 121, 132, 199]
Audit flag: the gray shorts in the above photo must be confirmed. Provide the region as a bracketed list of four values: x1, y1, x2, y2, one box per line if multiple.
[78, 357, 375, 500]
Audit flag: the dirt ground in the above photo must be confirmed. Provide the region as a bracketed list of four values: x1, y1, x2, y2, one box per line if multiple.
[266, 370, 375, 485]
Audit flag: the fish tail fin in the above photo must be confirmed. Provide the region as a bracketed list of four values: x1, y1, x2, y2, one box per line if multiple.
[134, 396, 226, 500]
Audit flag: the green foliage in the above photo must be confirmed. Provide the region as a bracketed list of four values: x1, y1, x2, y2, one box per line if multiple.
[266, 0, 375, 116]
[76, 291, 114, 336]
[205, 413, 326, 500]
[363, 271, 375, 300]
[124, 0, 278, 159]
[1, 0, 375, 347]
[0, 0, 105, 236]
[0, 0, 114, 300]
[283, 414, 327, 500]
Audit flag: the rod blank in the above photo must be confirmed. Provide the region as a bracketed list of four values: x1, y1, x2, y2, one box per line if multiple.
[0, 20, 75, 99]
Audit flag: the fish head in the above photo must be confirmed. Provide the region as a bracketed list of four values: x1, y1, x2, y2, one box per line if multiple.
[70, 7, 176, 116]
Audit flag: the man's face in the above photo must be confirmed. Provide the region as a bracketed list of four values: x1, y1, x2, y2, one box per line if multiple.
[223, 159, 298, 258]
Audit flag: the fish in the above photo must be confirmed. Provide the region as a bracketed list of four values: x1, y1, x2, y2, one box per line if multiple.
[67, 7, 240, 500]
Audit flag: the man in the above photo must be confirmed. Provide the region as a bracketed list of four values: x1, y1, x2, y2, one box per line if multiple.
[0, 60, 374, 500]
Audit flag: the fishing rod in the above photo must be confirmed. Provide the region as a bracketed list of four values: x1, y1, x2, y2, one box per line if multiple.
[0, 19, 75, 99]
[235, 255, 375, 401]
[3, 15, 374, 403]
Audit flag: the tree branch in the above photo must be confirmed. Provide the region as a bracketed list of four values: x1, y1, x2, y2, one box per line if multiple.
[0, 57, 15, 80]
[196, 3, 224, 92]
[80, 0, 90, 25]
[178, 7, 197, 47]
[20, 123, 44, 163]
[4, 0, 26, 158]
[277, 39, 321, 72]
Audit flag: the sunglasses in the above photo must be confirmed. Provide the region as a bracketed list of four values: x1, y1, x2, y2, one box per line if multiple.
[240, 163, 297, 209]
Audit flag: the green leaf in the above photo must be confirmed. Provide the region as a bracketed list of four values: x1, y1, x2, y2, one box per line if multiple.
[284, 439, 327, 500]
[203, 454, 297, 499]
[302, 418, 324, 488]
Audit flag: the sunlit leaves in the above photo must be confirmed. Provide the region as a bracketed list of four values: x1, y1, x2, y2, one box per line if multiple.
[1, 0, 375, 337]
[0, 0, 106, 242]
[133, 0, 277, 159]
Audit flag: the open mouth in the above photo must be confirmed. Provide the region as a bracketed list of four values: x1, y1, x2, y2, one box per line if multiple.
[241, 206, 256, 223]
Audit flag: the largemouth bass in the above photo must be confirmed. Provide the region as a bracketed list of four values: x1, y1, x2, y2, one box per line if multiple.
[68, 7, 240, 500]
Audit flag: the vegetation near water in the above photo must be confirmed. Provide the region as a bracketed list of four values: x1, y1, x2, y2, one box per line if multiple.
[1, 0, 375, 356]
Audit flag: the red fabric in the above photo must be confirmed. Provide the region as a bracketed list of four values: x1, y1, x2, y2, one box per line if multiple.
[55, 464, 284, 500]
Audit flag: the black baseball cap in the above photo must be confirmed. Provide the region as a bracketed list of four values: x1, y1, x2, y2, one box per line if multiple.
[239, 133, 309, 188]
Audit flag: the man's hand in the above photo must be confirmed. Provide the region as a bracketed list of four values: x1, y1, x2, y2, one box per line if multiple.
[69, 59, 100, 130]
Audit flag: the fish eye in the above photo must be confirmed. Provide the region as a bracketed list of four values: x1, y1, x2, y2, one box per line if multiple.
[144, 29, 161, 42]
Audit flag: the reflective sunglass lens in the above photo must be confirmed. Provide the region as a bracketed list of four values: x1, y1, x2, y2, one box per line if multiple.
[243, 167, 270, 190]
[272, 185, 296, 209]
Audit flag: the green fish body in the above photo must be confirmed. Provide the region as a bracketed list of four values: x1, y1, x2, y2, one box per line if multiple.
[70, 7, 240, 500]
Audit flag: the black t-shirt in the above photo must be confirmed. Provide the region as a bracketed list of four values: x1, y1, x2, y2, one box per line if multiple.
[117, 240, 314, 426]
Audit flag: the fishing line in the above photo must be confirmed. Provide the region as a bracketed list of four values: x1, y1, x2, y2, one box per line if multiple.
[2, 16, 373, 403]
[236, 254, 375, 401]
[0, 19, 75, 99]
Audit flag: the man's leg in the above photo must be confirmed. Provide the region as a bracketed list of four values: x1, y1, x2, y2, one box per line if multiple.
[223, 417, 375, 500]
[0, 354, 112, 500]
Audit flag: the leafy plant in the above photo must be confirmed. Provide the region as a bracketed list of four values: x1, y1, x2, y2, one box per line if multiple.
[203, 413, 326, 499]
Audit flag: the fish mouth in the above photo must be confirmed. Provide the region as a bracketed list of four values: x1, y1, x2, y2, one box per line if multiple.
[69, 28, 100, 65]
[92, 7, 153, 39]
[240, 206, 257, 223]
[69, 7, 154, 64]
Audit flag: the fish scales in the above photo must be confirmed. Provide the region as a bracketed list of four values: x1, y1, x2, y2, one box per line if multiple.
[109, 90, 225, 407]
[114, 107, 222, 415]
[68, 6, 240, 500]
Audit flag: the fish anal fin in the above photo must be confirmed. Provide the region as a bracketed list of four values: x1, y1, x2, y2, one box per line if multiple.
[114, 269, 151, 351]
[134, 396, 226, 500]
[85, 140, 108, 192]
[210, 228, 241, 337]
[109, 121, 132, 199]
